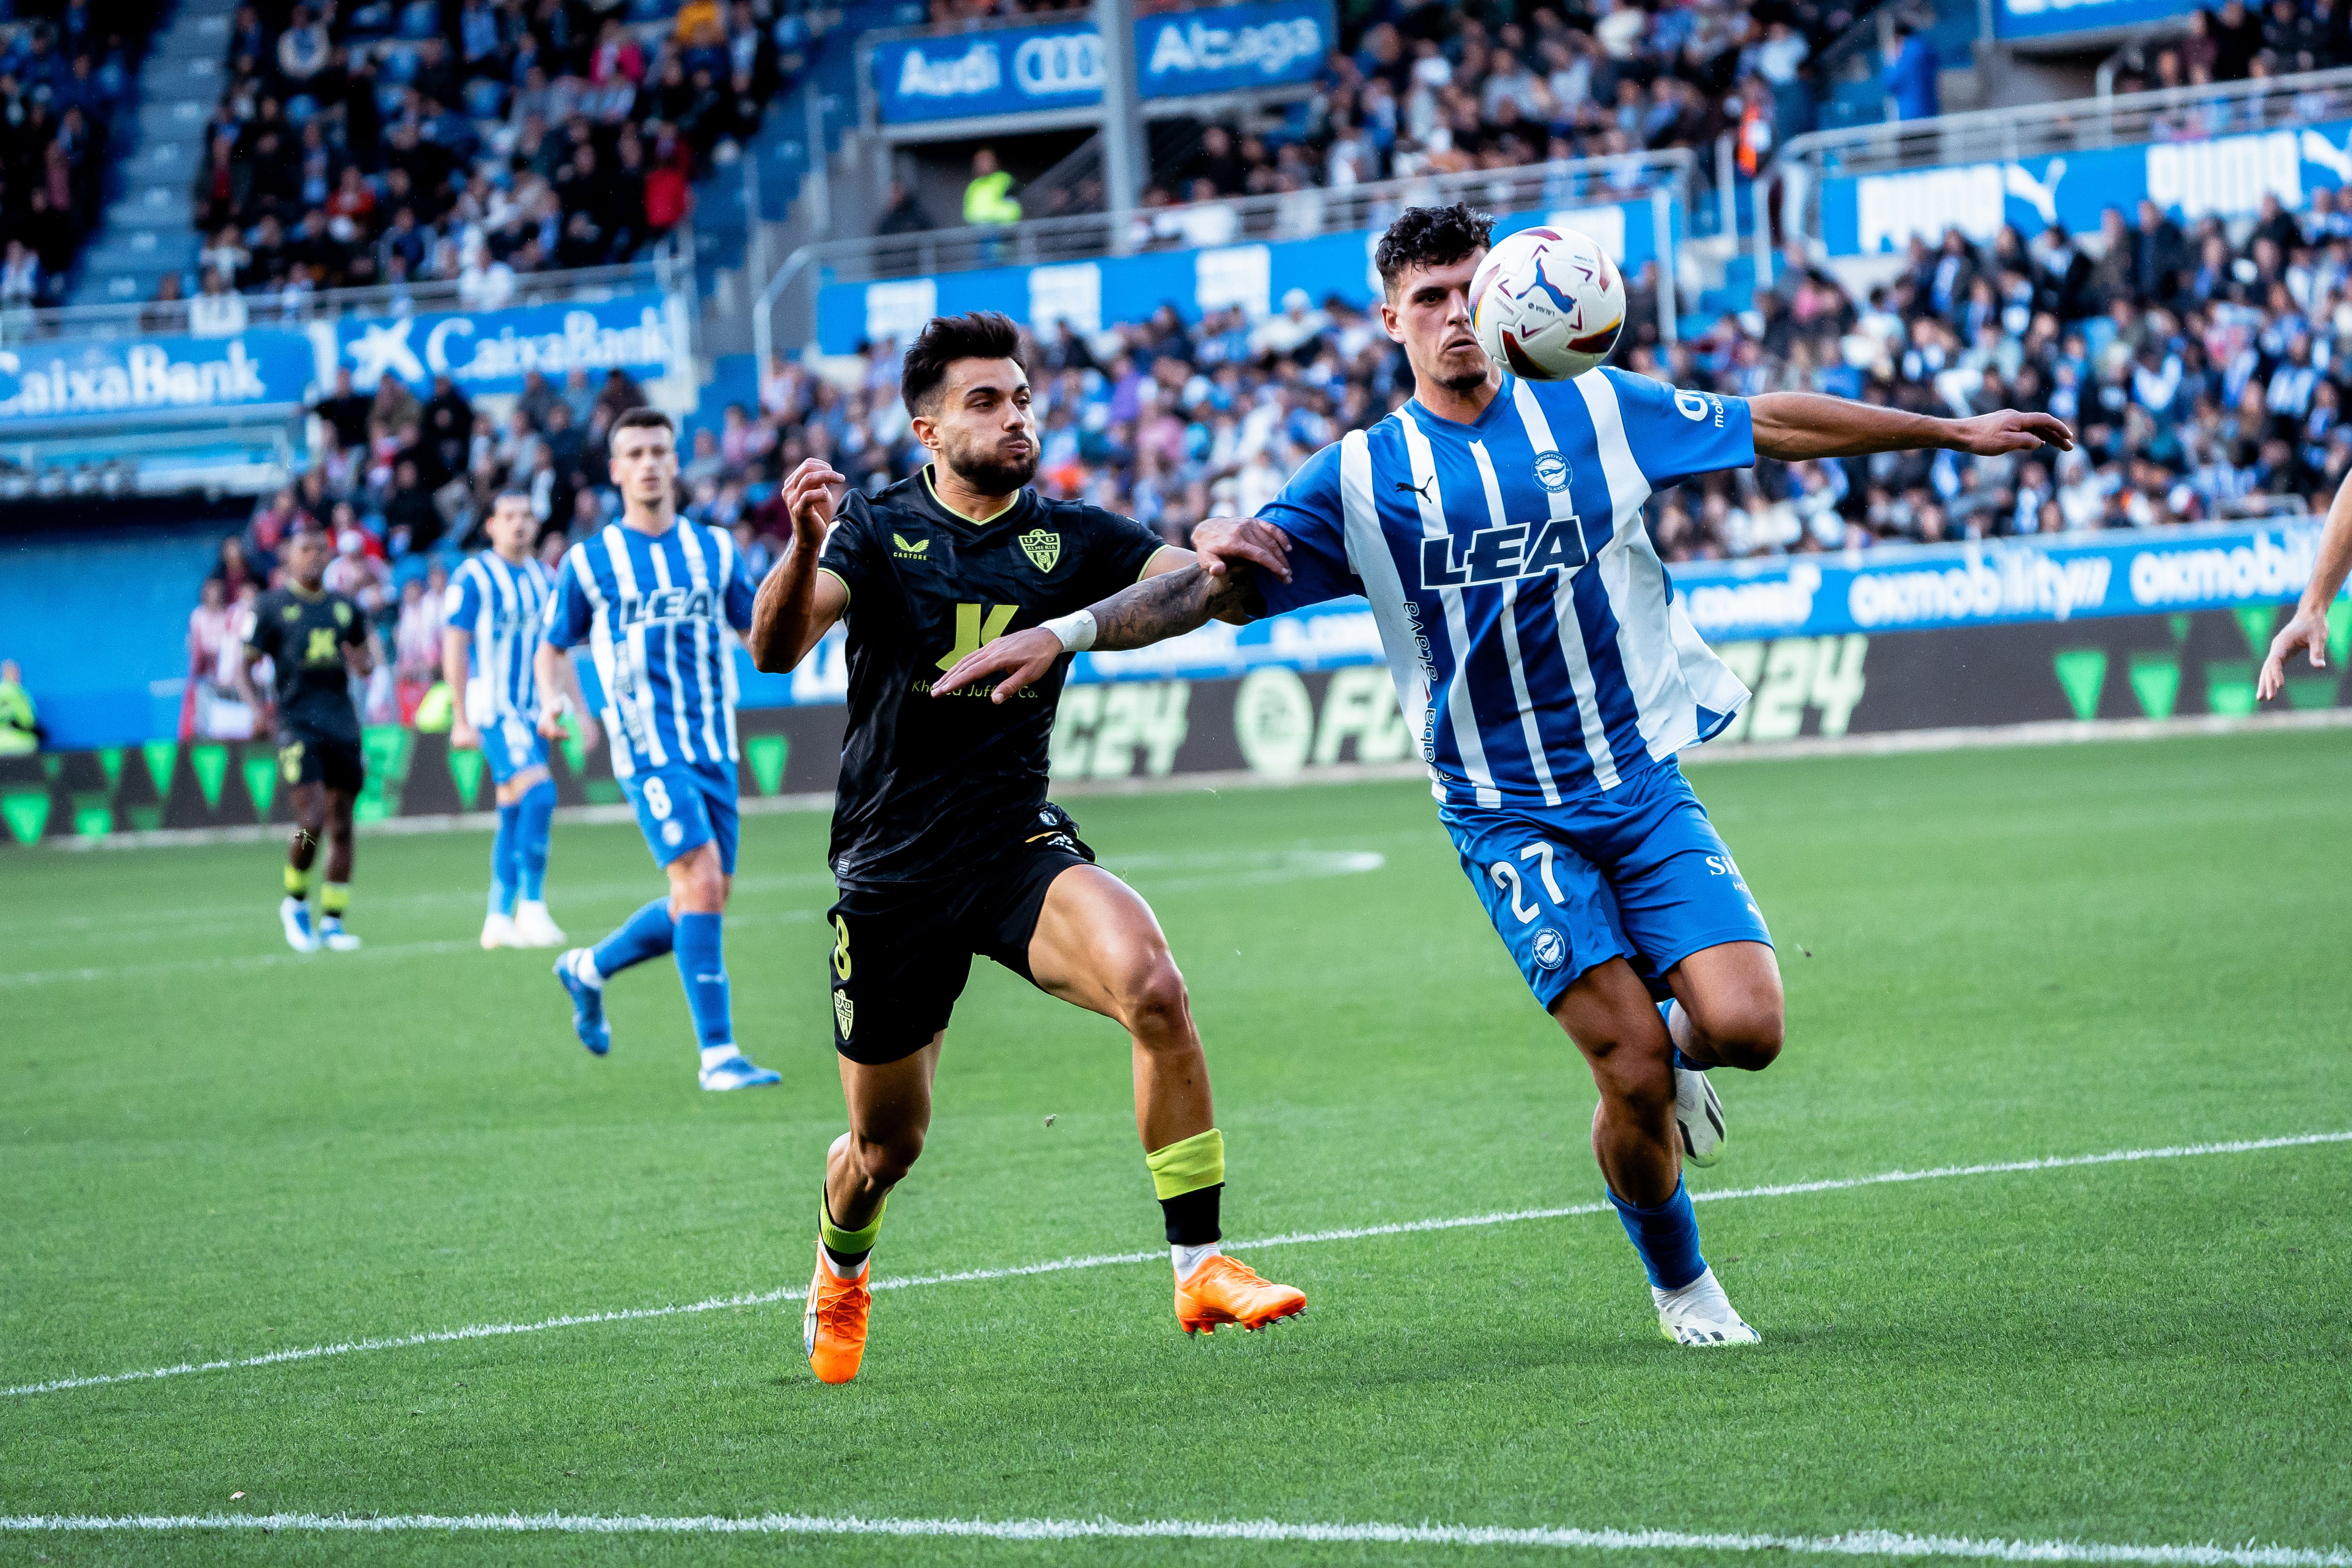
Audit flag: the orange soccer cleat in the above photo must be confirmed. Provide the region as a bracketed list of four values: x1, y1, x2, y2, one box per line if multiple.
[1174, 1254, 1307, 1336]
[803, 1243, 872, 1384]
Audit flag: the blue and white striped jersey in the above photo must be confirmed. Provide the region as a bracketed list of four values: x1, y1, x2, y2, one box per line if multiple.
[543, 520, 760, 780]
[445, 550, 555, 725]
[1259, 367, 1756, 807]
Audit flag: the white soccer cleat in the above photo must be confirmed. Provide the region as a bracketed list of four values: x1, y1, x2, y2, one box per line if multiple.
[1675, 1061, 1725, 1168]
[1654, 1267, 1761, 1346]
[318, 918, 362, 953]
[279, 896, 318, 954]
[510, 901, 566, 948]
[480, 912, 518, 950]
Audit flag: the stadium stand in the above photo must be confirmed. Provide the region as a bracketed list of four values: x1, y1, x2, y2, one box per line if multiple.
[0, 2, 159, 310]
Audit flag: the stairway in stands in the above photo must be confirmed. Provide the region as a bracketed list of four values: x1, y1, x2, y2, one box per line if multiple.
[70, 0, 228, 309]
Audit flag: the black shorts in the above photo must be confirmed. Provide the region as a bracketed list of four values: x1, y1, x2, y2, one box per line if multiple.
[826, 804, 1097, 1066]
[278, 727, 366, 794]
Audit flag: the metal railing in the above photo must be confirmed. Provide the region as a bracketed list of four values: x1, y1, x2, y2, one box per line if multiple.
[3, 246, 691, 347]
[1753, 64, 2352, 288]
[753, 147, 1697, 366]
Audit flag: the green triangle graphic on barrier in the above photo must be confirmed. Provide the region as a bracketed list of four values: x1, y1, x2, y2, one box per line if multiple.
[2330, 601, 2352, 666]
[746, 734, 788, 796]
[2205, 660, 2256, 716]
[190, 744, 229, 809]
[2233, 605, 2277, 658]
[2, 789, 51, 845]
[39, 754, 61, 780]
[2168, 613, 2192, 643]
[449, 747, 484, 812]
[96, 747, 123, 789]
[243, 753, 278, 818]
[2128, 653, 2181, 720]
[2285, 676, 2340, 710]
[73, 799, 112, 837]
[2052, 650, 2107, 721]
[127, 805, 162, 832]
[143, 740, 177, 796]
[558, 713, 586, 775]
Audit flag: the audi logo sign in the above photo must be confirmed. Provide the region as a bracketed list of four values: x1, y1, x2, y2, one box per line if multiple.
[868, 0, 1332, 126]
[1012, 32, 1103, 96]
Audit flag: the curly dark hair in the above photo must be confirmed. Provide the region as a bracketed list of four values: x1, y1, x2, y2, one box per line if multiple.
[900, 310, 1026, 415]
[1373, 204, 1496, 296]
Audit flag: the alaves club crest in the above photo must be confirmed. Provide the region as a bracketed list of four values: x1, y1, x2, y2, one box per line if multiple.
[834, 991, 855, 1041]
[1018, 529, 1061, 573]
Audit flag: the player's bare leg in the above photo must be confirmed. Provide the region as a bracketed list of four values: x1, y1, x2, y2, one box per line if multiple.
[1656, 940, 1784, 1167]
[1552, 958, 1758, 1345]
[806, 1036, 940, 1383]
[1028, 864, 1305, 1336]
[278, 780, 328, 952]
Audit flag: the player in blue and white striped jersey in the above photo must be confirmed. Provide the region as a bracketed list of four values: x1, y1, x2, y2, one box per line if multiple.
[444, 490, 593, 951]
[937, 203, 2074, 1347]
[537, 406, 782, 1092]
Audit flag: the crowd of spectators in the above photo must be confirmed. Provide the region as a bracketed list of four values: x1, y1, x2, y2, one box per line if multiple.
[0, 2, 151, 314]
[174, 0, 810, 316]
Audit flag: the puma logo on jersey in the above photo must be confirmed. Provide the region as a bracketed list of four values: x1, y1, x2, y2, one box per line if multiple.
[892, 533, 929, 557]
[1419, 515, 1589, 589]
[1394, 477, 1436, 499]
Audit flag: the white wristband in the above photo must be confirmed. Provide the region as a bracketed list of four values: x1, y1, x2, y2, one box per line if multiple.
[1040, 609, 1097, 653]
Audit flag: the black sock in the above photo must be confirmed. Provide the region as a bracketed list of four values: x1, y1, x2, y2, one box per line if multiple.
[822, 1241, 871, 1273]
[1158, 1183, 1223, 1247]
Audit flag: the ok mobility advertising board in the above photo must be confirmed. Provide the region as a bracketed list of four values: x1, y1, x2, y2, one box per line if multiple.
[5, 522, 2341, 843]
[1818, 117, 2352, 256]
[865, 0, 1331, 127]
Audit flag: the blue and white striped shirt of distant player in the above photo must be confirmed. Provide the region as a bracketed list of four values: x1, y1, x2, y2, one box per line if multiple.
[1258, 367, 1756, 807]
[445, 551, 556, 724]
[542, 521, 759, 781]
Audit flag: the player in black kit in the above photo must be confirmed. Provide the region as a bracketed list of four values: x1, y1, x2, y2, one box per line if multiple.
[236, 528, 375, 954]
[749, 311, 1306, 1383]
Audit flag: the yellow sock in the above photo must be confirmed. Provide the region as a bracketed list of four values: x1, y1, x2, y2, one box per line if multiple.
[320, 883, 350, 918]
[284, 864, 311, 899]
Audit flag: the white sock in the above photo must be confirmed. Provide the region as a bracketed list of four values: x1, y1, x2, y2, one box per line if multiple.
[699, 1043, 743, 1072]
[820, 1248, 868, 1281]
[1653, 1266, 1731, 1317]
[571, 949, 604, 988]
[1172, 1242, 1221, 1281]
[518, 899, 550, 918]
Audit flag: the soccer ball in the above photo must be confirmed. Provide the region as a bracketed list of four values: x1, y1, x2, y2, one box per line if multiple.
[1468, 227, 1628, 381]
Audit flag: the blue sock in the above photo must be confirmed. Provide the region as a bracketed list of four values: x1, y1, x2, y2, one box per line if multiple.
[515, 779, 556, 902]
[1608, 1178, 1707, 1290]
[672, 912, 734, 1051]
[488, 803, 521, 917]
[591, 897, 675, 979]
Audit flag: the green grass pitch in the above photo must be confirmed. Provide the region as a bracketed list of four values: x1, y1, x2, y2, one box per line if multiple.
[1, 730, 2347, 1566]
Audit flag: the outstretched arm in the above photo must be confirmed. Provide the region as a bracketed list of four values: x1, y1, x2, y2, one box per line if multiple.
[932, 560, 1260, 704]
[2258, 467, 2352, 700]
[443, 627, 478, 749]
[1749, 392, 2074, 462]
[748, 458, 850, 673]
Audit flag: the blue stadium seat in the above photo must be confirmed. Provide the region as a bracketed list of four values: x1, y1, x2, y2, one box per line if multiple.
[463, 78, 505, 119]
[396, 0, 439, 40]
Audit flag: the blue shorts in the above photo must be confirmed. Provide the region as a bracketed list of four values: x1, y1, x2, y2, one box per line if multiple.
[482, 715, 549, 787]
[623, 762, 739, 873]
[1441, 759, 1772, 1011]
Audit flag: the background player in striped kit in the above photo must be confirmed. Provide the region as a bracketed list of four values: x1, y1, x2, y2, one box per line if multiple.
[538, 407, 782, 1092]
[938, 204, 2074, 1348]
[444, 490, 596, 950]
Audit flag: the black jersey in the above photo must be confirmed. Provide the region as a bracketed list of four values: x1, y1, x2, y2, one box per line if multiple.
[818, 466, 1168, 887]
[246, 585, 367, 742]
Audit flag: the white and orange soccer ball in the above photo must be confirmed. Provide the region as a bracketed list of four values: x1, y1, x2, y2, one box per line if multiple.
[1468, 226, 1628, 381]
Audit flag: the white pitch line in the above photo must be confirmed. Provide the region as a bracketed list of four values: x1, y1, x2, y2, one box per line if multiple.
[0, 1513, 2343, 1565]
[7, 1130, 2346, 1401]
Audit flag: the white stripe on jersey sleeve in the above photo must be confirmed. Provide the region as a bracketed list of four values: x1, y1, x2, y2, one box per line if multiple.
[1510, 382, 1623, 789]
[1466, 437, 1563, 807]
[1337, 430, 1434, 774]
[1393, 411, 1501, 809]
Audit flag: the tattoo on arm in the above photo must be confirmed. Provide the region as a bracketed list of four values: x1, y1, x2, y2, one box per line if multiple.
[1089, 564, 1253, 649]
